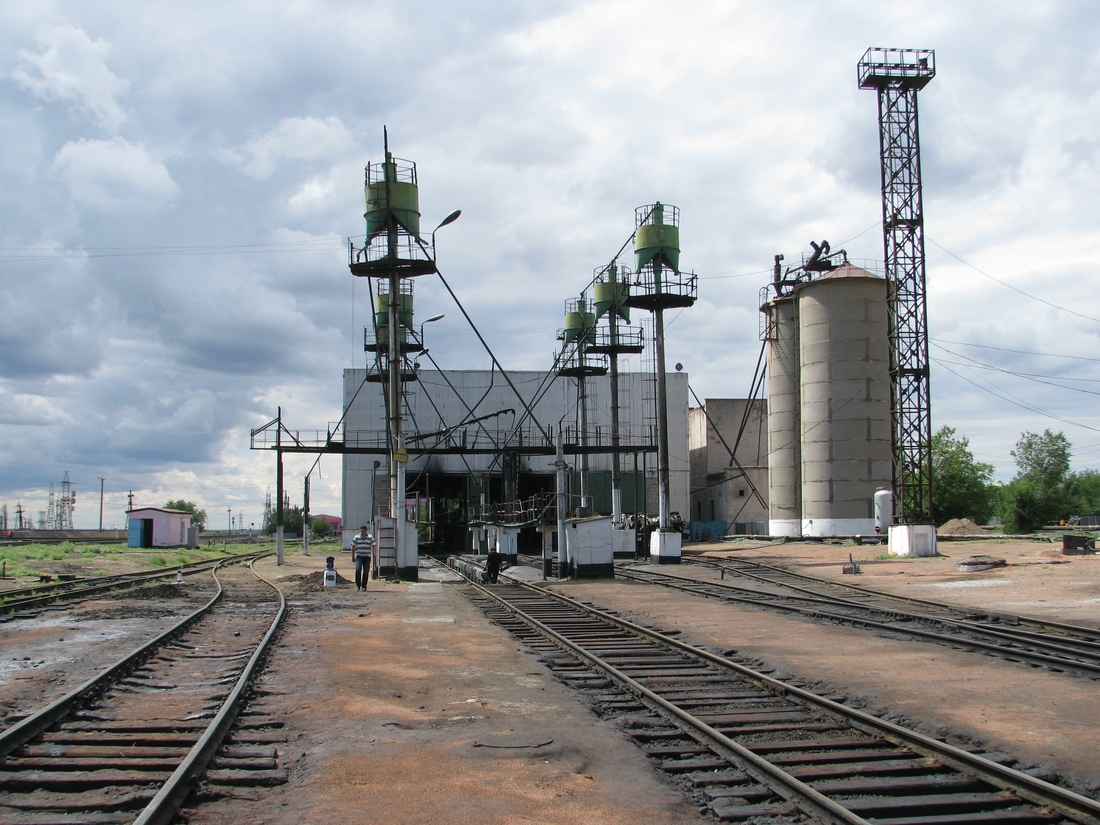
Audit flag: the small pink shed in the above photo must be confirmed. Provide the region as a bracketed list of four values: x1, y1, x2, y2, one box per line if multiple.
[127, 507, 192, 548]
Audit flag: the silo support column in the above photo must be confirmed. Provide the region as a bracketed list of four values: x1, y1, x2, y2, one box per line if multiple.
[651, 306, 680, 563]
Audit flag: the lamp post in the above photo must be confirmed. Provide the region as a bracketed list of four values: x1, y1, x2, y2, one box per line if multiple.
[431, 210, 462, 257]
[418, 313, 445, 348]
[98, 477, 105, 531]
[228, 507, 232, 535]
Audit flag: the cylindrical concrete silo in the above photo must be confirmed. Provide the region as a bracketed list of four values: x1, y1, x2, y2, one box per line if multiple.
[796, 264, 891, 536]
[764, 295, 801, 536]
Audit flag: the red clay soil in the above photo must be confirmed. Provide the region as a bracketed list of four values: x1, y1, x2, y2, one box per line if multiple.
[183, 552, 703, 825]
[184, 539, 1100, 822]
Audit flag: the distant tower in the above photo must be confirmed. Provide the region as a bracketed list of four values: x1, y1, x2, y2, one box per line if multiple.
[858, 48, 936, 531]
[557, 293, 608, 517]
[626, 203, 697, 563]
[591, 264, 645, 555]
[58, 472, 75, 529]
[348, 130, 452, 581]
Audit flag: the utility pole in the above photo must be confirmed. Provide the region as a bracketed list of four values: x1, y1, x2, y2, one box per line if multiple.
[303, 474, 311, 557]
[98, 477, 105, 530]
[276, 406, 284, 565]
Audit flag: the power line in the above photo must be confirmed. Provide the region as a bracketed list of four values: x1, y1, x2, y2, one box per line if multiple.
[0, 238, 344, 264]
[931, 338, 1100, 364]
[927, 236, 1100, 325]
[933, 358, 1100, 434]
[932, 344, 1100, 394]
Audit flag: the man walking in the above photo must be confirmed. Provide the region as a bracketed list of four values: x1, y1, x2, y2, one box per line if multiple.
[352, 524, 374, 591]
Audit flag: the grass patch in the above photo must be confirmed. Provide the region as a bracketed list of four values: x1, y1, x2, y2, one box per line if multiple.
[148, 555, 169, 567]
[875, 551, 904, 560]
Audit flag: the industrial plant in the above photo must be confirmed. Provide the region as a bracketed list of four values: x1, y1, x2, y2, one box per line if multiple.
[251, 47, 943, 574]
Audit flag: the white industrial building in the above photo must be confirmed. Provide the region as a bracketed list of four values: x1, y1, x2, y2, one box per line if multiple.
[341, 368, 690, 555]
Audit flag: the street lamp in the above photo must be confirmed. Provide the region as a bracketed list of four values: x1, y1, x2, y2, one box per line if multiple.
[228, 507, 232, 534]
[419, 312, 445, 348]
[430, 210, 461, 261]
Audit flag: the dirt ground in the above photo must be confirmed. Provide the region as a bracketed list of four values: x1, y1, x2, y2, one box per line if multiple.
[178, 538, 1100, 823]
[0, 579, 218, 725]
[184, 551, 703, 825]
[7, 537, 1098, 821]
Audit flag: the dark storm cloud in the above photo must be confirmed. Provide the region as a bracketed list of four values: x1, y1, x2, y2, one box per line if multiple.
[1, 0, 1099, 520]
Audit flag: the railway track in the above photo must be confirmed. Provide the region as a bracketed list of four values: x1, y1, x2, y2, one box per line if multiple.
[0, 551, 270, 617]
[450, 556, 1100, 825]
[0, 555, 286, 824]
[613, 558, 1100, 679]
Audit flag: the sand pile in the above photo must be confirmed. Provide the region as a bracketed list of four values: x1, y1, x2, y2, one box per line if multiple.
[939, 518, 984, 535]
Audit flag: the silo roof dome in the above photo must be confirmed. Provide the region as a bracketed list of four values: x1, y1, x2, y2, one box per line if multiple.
[816, 262, 882, 280]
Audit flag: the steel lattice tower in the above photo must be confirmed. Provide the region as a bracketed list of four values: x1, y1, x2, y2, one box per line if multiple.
[858, 47, 936, 526]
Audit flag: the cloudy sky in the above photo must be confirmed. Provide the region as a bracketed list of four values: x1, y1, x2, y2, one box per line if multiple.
[2, 1, 1099, 529]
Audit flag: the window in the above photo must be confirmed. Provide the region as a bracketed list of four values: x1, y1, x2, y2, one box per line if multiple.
[738, 489, 745, 498]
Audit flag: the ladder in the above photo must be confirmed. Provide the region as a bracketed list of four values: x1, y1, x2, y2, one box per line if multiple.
[374, 516, 398, 577]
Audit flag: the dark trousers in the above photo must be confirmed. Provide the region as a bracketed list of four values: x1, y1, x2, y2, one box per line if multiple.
[486, 555, 502, 584]
[355, 555, 371, 588]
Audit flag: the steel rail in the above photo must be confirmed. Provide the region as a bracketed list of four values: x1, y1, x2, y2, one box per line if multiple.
[618, 566, 1100, 676]
[471, 563, 1100, 825]
[457, 572, 871, 824]
[688, 556, 1100, 638]
[133, 556, 286, 825]
[0, 561, 225, 755]
[0, 550, 269, 614]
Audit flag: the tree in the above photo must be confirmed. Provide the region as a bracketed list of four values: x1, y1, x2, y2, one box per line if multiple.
[1064, 469, 1100, 517]
[996, 430, 1073, 532]
[310, 517, 331, 537]
[1011, 429, 1071, 488]
[165, 499, 206, 531]
[930, 426, 994, 526]
[263, 506, 303, 536]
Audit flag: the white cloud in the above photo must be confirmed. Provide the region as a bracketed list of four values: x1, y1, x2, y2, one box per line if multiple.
[226, 116, 355, 178]
[11, 23, 128, 130]
[52, 137, 179, 211]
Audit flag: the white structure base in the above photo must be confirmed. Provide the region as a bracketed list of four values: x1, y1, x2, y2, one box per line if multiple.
[650, 530, 682, 564]
[564, 516, 615, 577]
[889, 524, 938, 557]
[611, 527, 634, 559]
[488, 524, 520, 565]
[400, 519, 419, 578]
[768, 519, 802, 537]
[802, 518, 875, 537]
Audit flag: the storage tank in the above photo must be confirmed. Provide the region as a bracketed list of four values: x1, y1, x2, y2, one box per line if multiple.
[764, 295, 801, 536]
[796, 264, 891, 536]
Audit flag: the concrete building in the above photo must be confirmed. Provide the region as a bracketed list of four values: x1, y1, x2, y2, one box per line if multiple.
[127, 507, 194, 548]
[341, 368, 690, 555]
[762, 262, 892, 537]
[688, 399, 769, 539]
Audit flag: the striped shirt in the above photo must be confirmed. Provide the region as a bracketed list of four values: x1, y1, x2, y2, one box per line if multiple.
[352, 533, 375, 559]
